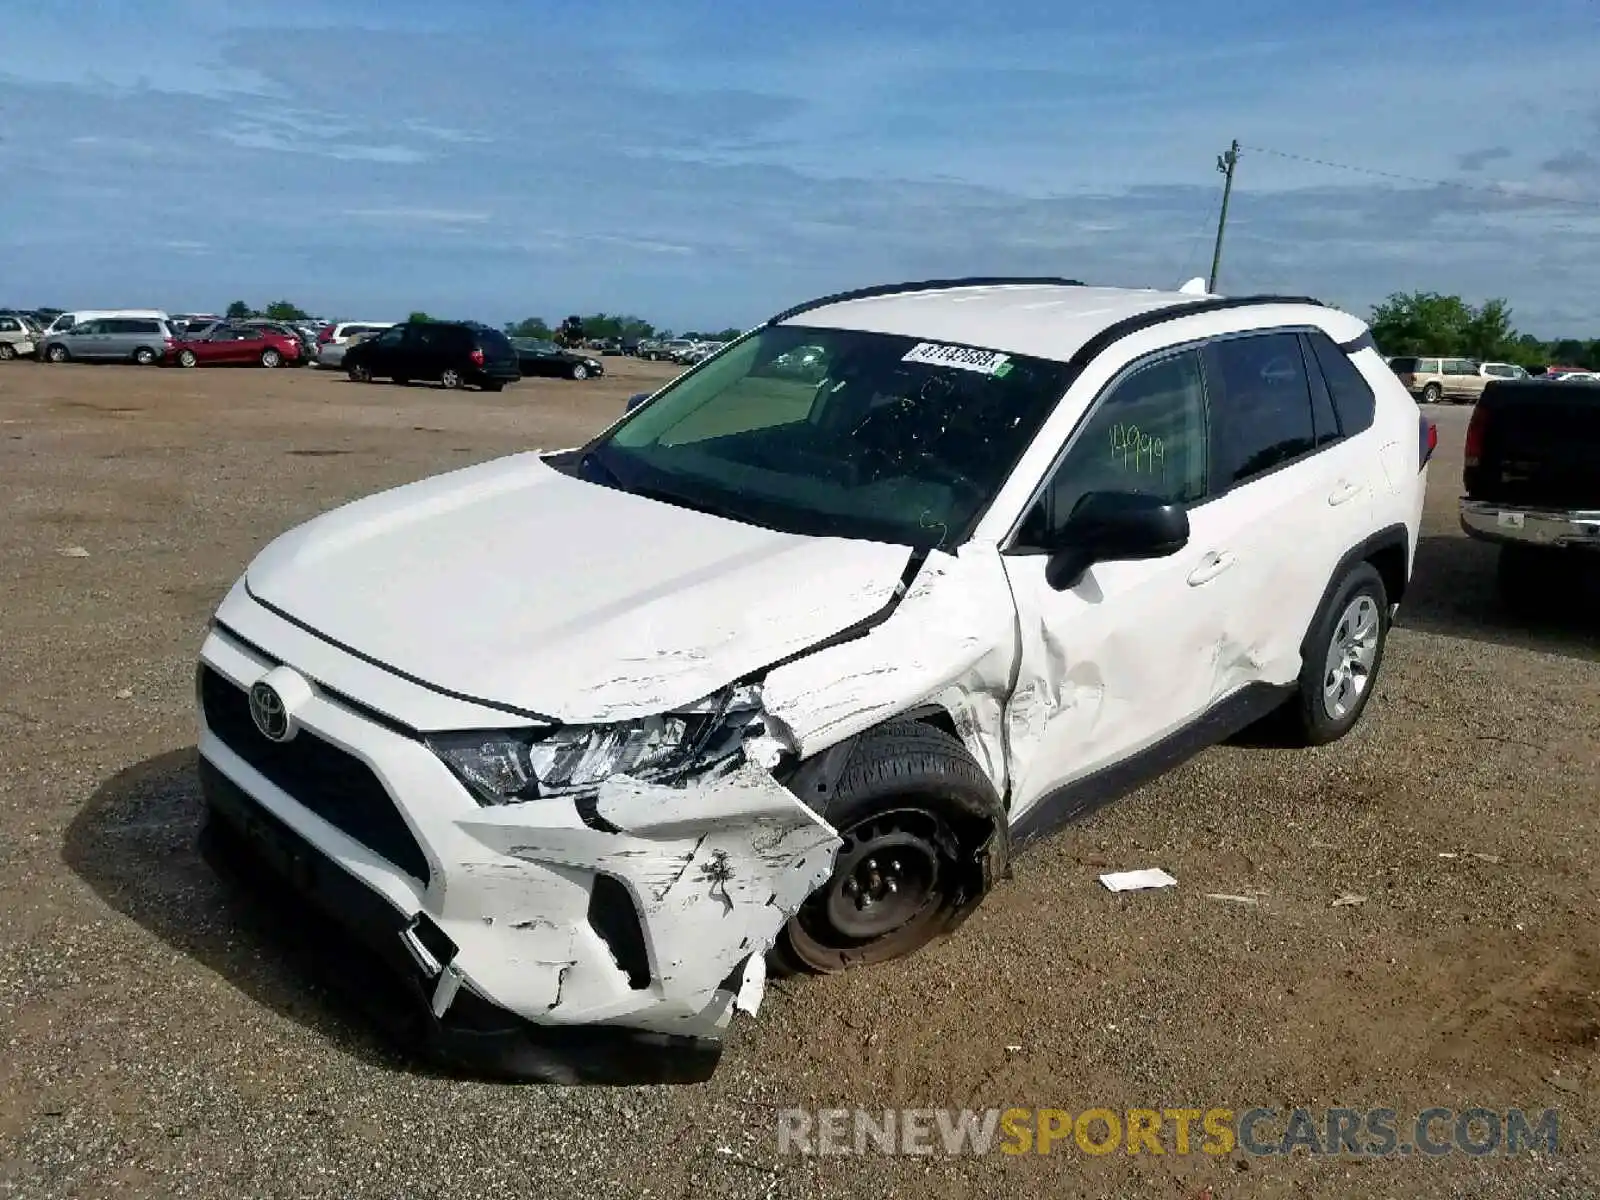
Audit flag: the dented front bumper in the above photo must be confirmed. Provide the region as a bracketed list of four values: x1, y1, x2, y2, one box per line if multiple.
[195, 625, 841, 1082]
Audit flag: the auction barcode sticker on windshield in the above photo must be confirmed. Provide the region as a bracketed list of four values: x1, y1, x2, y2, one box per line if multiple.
[902, 342, 1011, 374]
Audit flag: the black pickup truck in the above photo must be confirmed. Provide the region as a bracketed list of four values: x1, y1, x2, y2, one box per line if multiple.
[1460, 378, 1600, 609]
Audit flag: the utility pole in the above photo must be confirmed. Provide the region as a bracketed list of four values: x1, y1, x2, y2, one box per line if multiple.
[1208, 140, 1240, 294]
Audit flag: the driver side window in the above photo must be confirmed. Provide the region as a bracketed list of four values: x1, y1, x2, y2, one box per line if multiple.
[376, 326, 405, 347]
[1015, 350, 1209, 550]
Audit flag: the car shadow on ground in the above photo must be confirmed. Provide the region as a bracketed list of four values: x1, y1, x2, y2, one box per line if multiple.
[62, 747, 454, 1079]
[1395, 535, 1600, 662]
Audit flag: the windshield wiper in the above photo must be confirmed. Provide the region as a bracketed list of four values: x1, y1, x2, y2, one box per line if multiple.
[581, 449, 733, 522]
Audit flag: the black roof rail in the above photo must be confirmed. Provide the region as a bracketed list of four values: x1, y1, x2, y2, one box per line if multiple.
[1058, 293, 1330, 375]
[765, 276, 1088, 326]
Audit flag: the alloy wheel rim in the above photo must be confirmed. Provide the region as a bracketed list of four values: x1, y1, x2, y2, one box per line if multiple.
[1322, 594, 1380, 720]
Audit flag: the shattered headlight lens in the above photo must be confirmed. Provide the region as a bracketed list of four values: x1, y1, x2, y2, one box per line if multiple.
[428, 686, 765, 806]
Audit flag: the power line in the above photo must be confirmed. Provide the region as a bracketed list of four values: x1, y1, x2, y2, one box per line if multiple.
[1240, 143, 1600, 212]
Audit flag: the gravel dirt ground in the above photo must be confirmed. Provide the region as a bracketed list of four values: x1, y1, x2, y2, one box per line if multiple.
[0, 360, 1596, 1200]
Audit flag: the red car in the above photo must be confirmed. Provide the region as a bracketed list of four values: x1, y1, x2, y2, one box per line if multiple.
[168, 323, 302, 368]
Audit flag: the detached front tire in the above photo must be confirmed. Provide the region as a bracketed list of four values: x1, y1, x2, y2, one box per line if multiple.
[772, 720, 1004, 976]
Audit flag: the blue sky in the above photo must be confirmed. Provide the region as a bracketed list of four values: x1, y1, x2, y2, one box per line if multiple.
[2, 0, 1598, 334]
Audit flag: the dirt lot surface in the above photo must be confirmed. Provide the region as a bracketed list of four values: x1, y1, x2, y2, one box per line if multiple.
[0, 359, 1596, 1199]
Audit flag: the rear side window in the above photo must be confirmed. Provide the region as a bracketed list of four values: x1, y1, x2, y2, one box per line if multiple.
[1204, 332, 1316, 486]
[129, 319, 160, 334]
[477, 329, 515, 358]
[1388, 356, 1418, 374]
[1305, 331, 1376, 437]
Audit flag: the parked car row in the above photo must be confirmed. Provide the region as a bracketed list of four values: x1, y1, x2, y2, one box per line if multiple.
[1384, 355, 1600, 402]
[636, 336, 728, 365]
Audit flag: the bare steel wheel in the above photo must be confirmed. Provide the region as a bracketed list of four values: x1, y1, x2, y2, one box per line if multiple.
[772, 720, 1005, 975]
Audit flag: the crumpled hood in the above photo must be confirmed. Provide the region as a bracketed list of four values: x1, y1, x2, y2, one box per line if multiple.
[244, 453, 912, 724]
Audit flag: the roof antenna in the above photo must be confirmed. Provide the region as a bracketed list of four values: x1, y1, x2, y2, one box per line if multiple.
[1178, 277, 1210, 296]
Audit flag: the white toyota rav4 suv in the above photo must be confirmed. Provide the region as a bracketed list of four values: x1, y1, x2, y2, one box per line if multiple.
[196, 278, 1433, 1082]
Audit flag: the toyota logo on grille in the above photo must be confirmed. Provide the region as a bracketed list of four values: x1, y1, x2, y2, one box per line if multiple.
[248, 681, 292, 742]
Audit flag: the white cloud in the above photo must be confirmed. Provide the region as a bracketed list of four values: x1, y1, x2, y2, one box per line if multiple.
[343, 207, 493, 224]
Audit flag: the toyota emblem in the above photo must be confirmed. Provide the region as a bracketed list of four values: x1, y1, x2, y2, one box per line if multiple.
[248, 681, 292, 742]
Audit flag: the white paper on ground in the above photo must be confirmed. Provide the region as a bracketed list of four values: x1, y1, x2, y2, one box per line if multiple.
[1099, 868, 1177, 892]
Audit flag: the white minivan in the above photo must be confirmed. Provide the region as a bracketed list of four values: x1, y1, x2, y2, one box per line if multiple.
[43, 308, 169, 337]
[196, 278, 1431, 1082]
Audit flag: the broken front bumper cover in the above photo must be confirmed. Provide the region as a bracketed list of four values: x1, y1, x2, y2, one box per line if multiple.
[199, 759, 736, 1084]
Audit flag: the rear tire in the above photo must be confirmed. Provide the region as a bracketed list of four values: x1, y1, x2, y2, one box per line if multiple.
[46, 344, 69, 363]
[260, 348, 281, 368]
[0, 343, 16, 361]
[1496, 544, 1563, 617]
[133, 346, 157, 366]
[772, 720, 1002, 976]
[1280, 562, 1390, 747]
[1421, 383, 1442, 404]
[177, 349, 198, 368]
[440, 368, 463, 389]
[348, 363, 371, 383]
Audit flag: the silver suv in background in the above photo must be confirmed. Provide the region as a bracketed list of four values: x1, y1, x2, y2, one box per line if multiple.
[0, 313, 38, 360]
[41, 316, 177, 365]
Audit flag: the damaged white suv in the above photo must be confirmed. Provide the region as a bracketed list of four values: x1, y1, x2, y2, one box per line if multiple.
[196, 278, 1432, 1082]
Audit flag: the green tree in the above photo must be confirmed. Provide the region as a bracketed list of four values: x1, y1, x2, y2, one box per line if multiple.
[505, 317, 552, 340]
[1462, 298, 1516, 361]
[262, 300, 310, 321]
[225, 300, 253, 320]
[708, 327, 743, 342]
[1368, 292, 1476, 356]
[407, 311, 433, 324]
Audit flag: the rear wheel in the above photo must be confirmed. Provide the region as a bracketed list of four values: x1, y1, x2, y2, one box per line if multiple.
[1421, 383, 1442, 404]
[0, 344, 14, 361]
[46, 344, 69, 363]
[440, 368, 463, 389]
[133, 346, 157, 366]
[1496, 544, 1566, 616]
[260, 348, 281, 368]
[348, 363, 372, 383]
[772, 720, 1002, 975]
[177, 349, 198, 368]
[1280, 562, 1390, 746]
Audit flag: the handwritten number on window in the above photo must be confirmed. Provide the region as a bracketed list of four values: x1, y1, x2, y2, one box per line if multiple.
[1110, 422, 1164, 481]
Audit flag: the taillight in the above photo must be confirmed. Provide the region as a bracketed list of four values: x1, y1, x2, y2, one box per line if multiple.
[1418, 413, 1437, 469]
[470, 347, 485, 367]
[1463, 404, 1487, 467]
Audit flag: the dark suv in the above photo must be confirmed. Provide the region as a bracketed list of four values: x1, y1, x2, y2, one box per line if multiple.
[343, 321, 520, 391]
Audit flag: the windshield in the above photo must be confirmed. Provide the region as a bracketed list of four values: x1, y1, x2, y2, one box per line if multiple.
[583, 324, 1072, 548]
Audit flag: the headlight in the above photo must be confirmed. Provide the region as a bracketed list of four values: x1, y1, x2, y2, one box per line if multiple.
[428, 685, 765, 806]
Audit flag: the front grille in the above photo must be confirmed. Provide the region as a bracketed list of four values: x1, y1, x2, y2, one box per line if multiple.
[199, 665, 431, 884]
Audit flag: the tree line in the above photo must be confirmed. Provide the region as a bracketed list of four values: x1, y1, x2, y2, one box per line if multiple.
[1369, 292, 1600, 370]
[501, 313, 742, 343]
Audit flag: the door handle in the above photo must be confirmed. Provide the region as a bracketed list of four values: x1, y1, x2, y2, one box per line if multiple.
[1328, 480, 1362, 506]
[1187, 551, 1235, 586]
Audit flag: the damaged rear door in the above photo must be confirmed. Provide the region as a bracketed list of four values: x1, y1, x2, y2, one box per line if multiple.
[999, 347, 1231, 824]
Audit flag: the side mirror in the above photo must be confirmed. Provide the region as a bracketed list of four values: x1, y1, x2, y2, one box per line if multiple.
[1043, 491, 1190, 591]
[624, 391, 650, 412]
